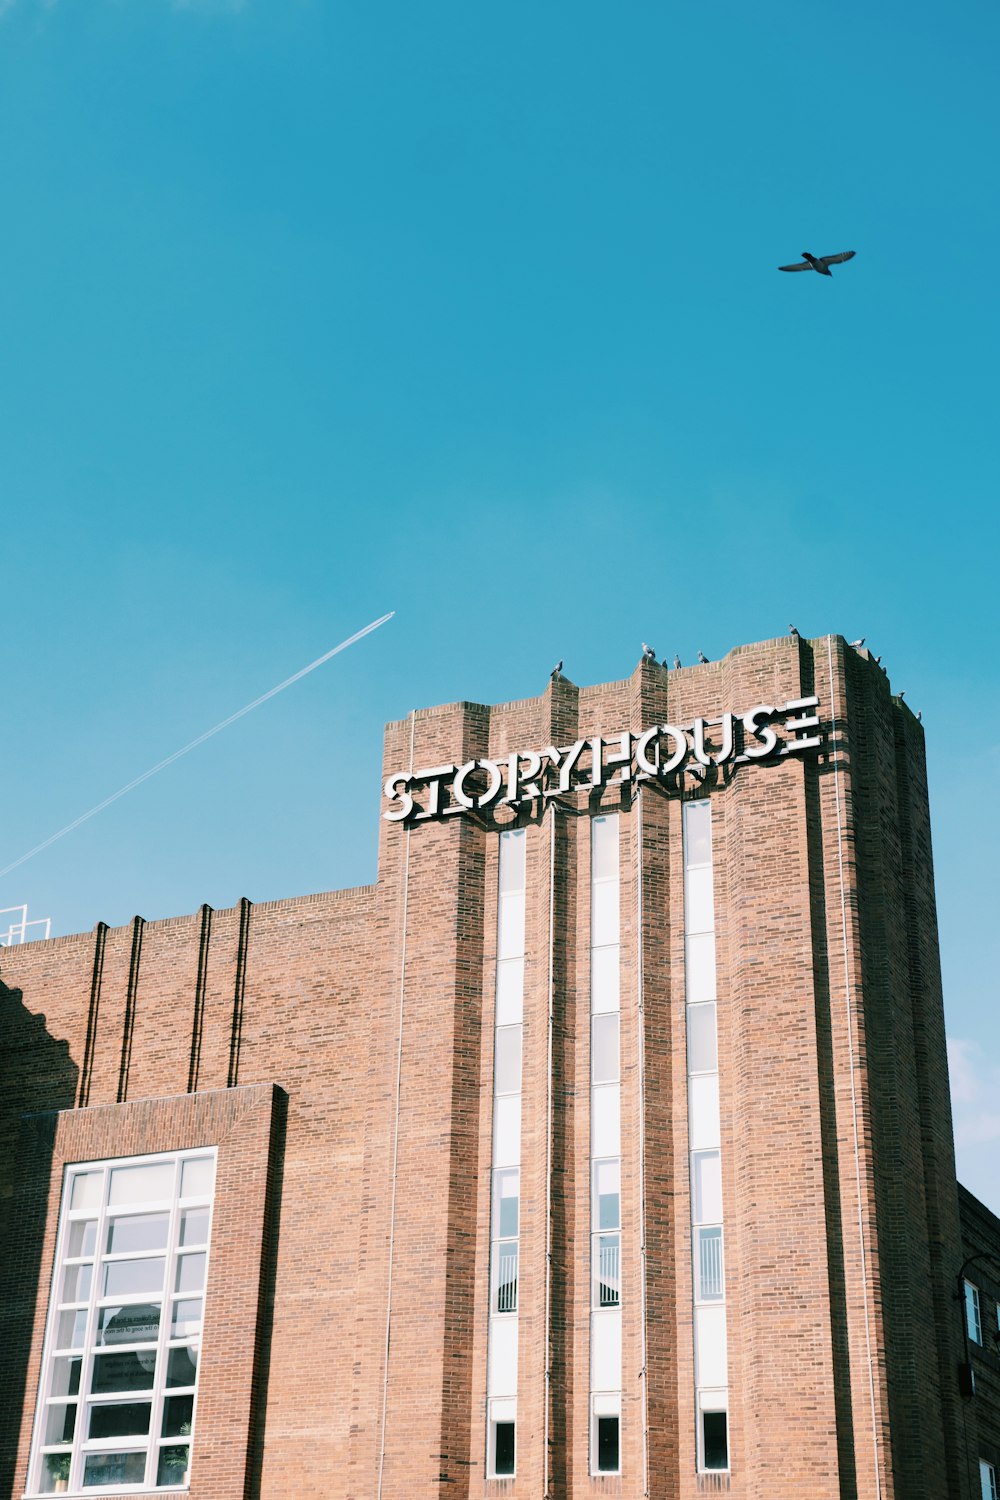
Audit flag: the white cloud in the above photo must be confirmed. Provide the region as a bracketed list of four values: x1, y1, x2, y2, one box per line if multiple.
[949, 1037, 1000, 1145]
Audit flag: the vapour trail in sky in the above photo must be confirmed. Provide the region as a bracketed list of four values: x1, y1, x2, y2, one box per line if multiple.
[0, 612, 395, 881]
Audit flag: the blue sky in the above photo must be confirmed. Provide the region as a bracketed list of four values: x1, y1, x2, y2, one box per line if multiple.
[1, 0, 997, 1204]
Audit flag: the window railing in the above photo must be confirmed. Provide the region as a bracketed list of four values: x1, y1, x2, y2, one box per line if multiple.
[494, 1248, 518, 1313]
[696, 1227, 724, 1302]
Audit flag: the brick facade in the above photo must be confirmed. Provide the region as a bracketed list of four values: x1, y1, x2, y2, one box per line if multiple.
[0, 632, 995, 1499]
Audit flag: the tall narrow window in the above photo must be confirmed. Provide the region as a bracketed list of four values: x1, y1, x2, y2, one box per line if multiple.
[487, 829, 526, 1476]
[965, 1281, 983, 1344]
[590, 814, 622, 1474]
[29, 1150, 215, 1495]
[981, 1459, 998, 1500]
[683, 799, 729, 1473]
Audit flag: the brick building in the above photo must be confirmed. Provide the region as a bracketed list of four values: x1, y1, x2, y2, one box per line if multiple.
[1, 631, 998, 1500]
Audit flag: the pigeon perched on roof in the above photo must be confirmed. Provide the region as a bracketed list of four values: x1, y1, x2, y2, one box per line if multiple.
[779, 250, 856, 276]
[642, 643, 656, 661]
[551, 660, 563, 679]
[789, 623, 800, 638]
[697, 650, 710, 664]
[850, 638, 865, 648]
[673, 654, 682, 670]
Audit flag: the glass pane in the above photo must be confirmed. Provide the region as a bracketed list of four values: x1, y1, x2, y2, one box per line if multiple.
[180, 1156, 215, 1200]
[687, 1003, 718, 1074]
[82, 1452, 147, 1488]
[43, 1400, 77, 1444]
[40, 1452, 75, 1493]
[592, 1013, 620, 1084]
[685, 933, 717, 1003]
[494, 1420, 515, 1477]
[591, 815, 619, 880]
[492, 1095, 521, 1168]
[597, 1414, 620, 1473]
[50, 1357, 82, 1398]
[180, 1208, 210, 1247]
[494, 1025, 522, 1095]
[106, 1213, 169, 1255]
[166, 1343, 199, 1388]
[493, 1170, 519, 1239]
[702, 1410, 729, 1471]
[108, 1160, 175, 1206]
[157, 1446, 191, 1486]
[91, 1350, 157, 1393]
[684, 800, 712, 866]
[689, 1074, 720, 1150]
[498, 892, 525, 960]
[175, 1253, 206, 1295]
[591, 881, 619, 948]
[591, 946, 620, 1015]
[685, 866, 714, 935]
[692, 1151, 722, 1224]
[56, 1308, 88, 1350]
[591, 1085, 621, 1157]
[103, 1257, 165, 1298]
[171, 1298, 203, 1339]
[61, 1263, 92, 1303]
[594, 1160, 621, 1229]
[161, 1392, 194, 1437]
[499, 828, 526, 892]
[696, 1226, 725, 1301]
[966, 1282, 982, 1343]
[493, 1244, 518, 1313]
[495, 959, 524, 1026]
[87, 1399, 151, 1439]
[594, 1233, 620, 1306]
[70, 1171, 102, 1213]
[98, 1302, 161, 1347]
[68, 1220, 97, 1258]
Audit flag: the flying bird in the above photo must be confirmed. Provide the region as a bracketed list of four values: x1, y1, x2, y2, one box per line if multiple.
[779, 250, 856, 277]
[850, 638, 866, 648]
[551, 660, 563, 679]
[642, 643, 656, 661]
[673, 654, 682, 670]
[697, 650, 710, 664]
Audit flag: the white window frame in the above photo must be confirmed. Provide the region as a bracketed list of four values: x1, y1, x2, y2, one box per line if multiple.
[28, 1149, 216, 1496]
[696, 1390, 730, 1474]
[487, 1398, 516, 1478]
[590, 1393, 621, 1475]
[981, 1458, 998, 1500]
[966, 1279, 983, 1345]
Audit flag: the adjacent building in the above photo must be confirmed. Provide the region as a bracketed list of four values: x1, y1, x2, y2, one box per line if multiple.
[1, 631, 997, 1499]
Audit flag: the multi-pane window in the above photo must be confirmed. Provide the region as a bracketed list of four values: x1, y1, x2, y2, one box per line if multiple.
[981, 1459, 998, 1500]
[966, 1280, 983, 1344]
[30, 1151, 215, 1495]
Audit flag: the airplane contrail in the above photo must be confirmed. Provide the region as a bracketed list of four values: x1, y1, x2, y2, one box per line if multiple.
[0, 610, 395, 881]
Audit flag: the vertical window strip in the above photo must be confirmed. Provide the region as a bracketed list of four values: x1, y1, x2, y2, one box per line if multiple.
[590, 815, 622, 1474]
[487, 829, 526, 1477]
[683, 800, 730, 1473]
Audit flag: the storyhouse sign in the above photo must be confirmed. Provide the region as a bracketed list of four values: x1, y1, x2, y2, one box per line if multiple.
[384, 696, 822, 825]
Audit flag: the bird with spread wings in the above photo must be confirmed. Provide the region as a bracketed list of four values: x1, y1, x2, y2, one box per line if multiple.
[779, 250, 856, 276]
